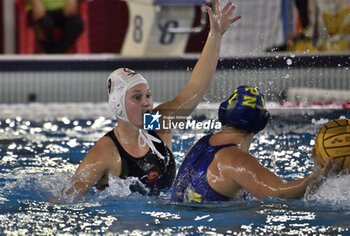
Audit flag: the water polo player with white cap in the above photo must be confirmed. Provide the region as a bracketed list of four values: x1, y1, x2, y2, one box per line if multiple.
[101, 68, 176, 195]
[171, 86, 337, 203]
[57, 0, 242, 201]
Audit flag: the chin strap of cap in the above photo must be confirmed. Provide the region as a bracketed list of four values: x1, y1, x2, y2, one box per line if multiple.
[138, 129, 169, 165]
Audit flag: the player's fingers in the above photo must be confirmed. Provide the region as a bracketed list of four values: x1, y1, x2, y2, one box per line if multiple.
[332, 159, 343, 172]
[323, 158, 334, 175]
[206, 6, 213, 20]
[222, 2, 232, 15]
[230, 15, 241, 24]
[225, 4, 236, 17]
[215, 0, 220, 14]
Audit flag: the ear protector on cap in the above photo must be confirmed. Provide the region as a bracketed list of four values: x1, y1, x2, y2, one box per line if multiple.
[218, 85, 270, 133]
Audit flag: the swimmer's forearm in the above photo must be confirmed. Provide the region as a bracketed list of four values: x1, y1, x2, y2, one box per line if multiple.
[47, 184, 85, 204]
[275, 175, 313, 199]
[274, 156, 339, 199]
[48, 177, 95, 204]
[166, 32, 222, 113]
[67, 179, 94, 196]
[184, 0, 241, 103]
[189, 33, 222, 88]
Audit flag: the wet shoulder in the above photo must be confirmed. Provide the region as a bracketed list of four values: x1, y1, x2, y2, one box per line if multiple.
[216, 145, 251, 166]
[88, 136, 121, 165]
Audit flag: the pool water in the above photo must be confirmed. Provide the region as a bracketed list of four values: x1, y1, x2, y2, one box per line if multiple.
[0, 103, 350, 235]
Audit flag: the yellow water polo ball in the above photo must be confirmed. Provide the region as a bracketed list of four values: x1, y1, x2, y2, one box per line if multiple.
[315, 119, 350, 169]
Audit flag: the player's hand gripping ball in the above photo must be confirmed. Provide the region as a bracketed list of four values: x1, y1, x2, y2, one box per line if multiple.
[315, 119, 350, 170]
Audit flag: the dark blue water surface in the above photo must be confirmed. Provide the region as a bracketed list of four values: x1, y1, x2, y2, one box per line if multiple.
[0, 105, 350, 235]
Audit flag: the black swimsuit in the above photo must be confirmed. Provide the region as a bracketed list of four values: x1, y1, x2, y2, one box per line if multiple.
[103, 130, 176, 195]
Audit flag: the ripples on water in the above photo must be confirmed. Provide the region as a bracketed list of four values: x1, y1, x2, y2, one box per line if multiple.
[0, 104, 350, 235]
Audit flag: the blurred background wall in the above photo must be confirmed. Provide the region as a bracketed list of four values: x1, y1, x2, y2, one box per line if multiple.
[0, 0, 349, 104]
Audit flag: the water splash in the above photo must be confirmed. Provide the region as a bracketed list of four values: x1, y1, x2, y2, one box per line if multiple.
[95, 175, 149, 201]
[305, 174, 350, 208]
[2, 171, 74, 202]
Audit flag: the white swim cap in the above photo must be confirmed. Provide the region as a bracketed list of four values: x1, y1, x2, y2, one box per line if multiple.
[107, 68, 167, 162]
[107, 68, 149, 121]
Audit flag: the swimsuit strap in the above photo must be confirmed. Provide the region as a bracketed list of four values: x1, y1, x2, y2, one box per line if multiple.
[105, 130, 130, 158]
[215, 143, 237, 149]
[105, 129, 165, 160]
[206, 134, 238, 149]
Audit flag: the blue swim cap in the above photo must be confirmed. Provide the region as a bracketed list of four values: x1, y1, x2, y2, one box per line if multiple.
[218, 85, 270, 133]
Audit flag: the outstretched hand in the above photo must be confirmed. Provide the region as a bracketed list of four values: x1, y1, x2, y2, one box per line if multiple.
[305, 157, 344, 199]
[313, 158, 343, 179]
[206, 0, 241, 37]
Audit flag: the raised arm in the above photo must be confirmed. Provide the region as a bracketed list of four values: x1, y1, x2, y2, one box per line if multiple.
[156, 0, 241, 117]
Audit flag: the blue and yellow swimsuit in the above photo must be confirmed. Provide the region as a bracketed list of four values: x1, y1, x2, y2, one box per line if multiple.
[171, 135, 237, 203]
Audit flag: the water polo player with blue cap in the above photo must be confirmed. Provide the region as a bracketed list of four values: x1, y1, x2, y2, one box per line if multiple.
[171, 85, 333, 203]
[55, 0, 242, 201]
